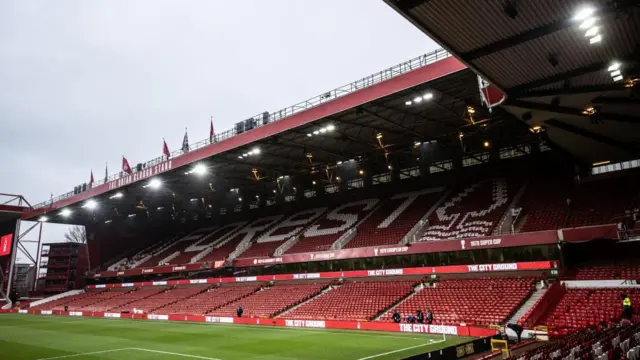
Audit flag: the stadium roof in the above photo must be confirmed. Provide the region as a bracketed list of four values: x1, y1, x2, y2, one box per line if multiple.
[385, 0, 640, 164]
[0, 193, 30, 226]
[21, 48, 538, 225]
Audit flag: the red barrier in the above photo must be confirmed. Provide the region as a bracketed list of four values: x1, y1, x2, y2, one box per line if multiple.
[86, 260, 554, 289]
[561, 224, 618, 243]
[233, 231, 558, 267]
[11, 309, 497, 338]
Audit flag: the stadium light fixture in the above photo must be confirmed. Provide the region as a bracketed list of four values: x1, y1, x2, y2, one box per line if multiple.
[109, 192, 123, 200]
[405, 100, 412, 106]
[192, 164, 207, 176]
[610, 70, 621, 77]
[589, 34, 602, 44]
[413, 96, 423, 103]
[307, 125, 335, 137]
[423, 93, 433, 100]
[608, 62, 620, 71]
[612, 75, 623, 82]
[82, 199, 98, 210]
[579, 17, 597, 29]
[574, 7, 595, 21]
[59, 208, 72, 218]
[584, 26, 599, 37]
[39, 216, 48, 222]
[147, 178, 162, 189]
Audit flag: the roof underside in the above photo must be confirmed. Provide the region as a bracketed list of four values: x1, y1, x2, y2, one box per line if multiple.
[385, 0, 640, 164]
[39, 68, 538, 225]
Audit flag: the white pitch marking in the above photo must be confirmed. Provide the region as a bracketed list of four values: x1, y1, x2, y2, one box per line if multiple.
[355, 339, 445, 360]
[130, 347, 222, 360]
[33, 348, 131, 360]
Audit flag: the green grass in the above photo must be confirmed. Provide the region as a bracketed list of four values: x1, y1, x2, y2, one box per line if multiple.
[0, 314, 470, 360]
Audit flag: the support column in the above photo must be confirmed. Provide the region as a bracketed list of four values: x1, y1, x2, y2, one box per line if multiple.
[5, 219, 22, 302]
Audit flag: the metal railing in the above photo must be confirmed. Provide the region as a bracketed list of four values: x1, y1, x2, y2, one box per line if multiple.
[34, 48, 451, 209]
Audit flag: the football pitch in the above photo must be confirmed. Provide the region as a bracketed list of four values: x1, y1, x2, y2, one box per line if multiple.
[0, 314, 471, 360]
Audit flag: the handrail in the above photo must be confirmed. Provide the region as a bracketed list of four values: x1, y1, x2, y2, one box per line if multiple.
[33, 49, 451, 209]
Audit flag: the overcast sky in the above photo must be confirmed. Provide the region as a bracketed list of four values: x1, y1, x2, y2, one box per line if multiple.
[0, 1, 437, 258]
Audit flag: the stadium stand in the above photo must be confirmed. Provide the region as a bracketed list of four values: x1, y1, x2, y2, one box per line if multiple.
[575, 265, 640, 280]
[285, 199, 380, 254]
[281, 280, 416, 321]
[420, 178, 517, 241]
[154, 284, 260, 315]
[510, 323, 640, 360]
[379, 278, 535, 326]
[566, 175, 639, 228]
[538, 288, 640, 334]
[85, 287, 166, 312]
[33, 289, 112, 310]
[344, 189, 442, 249]
[110, 286, 208, 313]
[518, 175, 571, 232]
[236, 208, 327, 259]
[208, 283, 328, 318]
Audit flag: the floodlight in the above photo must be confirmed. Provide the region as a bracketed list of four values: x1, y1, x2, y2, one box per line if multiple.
[60, 208, 72, 217]
[148, 178, 162, 189]
[574, 7, 595, 21]
[589, 34, 602, 44]
[579, 17, 596, 29]
[83, 199, 98, 210]
[584, 26, 599, 37]
[423, 93, 433, 100]
[192, 164, 207, 175]
[608, 62, 620, 71]
[39, 216, 48, 222]
[326, 125, 335, 131]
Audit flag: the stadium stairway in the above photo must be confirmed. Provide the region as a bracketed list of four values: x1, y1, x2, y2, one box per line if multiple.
[506, 286, 548, 325]
[373, 284, 422, 320]
[29, 289, 84, 308]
